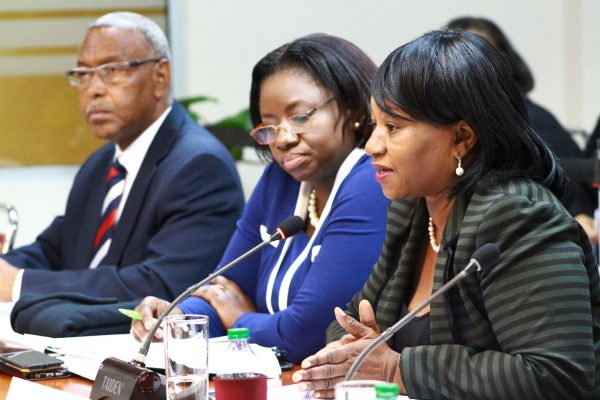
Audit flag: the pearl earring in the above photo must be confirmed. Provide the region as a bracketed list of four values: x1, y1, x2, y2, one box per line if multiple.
[353, 122, 361, 131]
[455, 156, 464, 176]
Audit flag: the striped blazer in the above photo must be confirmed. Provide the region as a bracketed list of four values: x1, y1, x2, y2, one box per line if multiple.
[327, 179, 600, 399]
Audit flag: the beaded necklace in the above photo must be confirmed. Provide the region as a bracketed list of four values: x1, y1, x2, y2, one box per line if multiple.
[308, 189, 320, 228]
[427, 217, 440, 252]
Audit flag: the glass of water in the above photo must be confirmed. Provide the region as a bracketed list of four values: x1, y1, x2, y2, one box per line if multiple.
[164, 314, 209, 400]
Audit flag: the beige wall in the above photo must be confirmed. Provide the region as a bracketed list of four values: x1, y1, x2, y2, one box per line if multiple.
[168, 0, 600, 132]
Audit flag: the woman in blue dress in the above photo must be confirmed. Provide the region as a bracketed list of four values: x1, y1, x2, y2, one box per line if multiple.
[131, 33, 389, 363]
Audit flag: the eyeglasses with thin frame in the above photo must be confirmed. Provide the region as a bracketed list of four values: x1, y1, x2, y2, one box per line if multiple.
[65, 57, 165, 88]
[249, 97, 335, 145]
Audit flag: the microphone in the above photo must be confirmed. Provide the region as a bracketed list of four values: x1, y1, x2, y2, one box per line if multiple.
[344, 242, 501, 381]
[89, 215, 305, 400]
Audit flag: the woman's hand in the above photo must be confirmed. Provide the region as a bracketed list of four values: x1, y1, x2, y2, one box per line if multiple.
[130, 296, 181, 342]
[292, 300, 402, 399]
[192, 275, 256, 329]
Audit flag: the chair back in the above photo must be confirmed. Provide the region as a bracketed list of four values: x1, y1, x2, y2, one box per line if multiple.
[0, 203, 18, 254]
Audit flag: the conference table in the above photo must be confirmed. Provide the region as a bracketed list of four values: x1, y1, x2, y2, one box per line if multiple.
[0, 302, 299, 398]
[0, 366, 298, 398]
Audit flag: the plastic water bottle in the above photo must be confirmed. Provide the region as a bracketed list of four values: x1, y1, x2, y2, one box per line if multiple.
[374, 382, 399, 399]
[214, 328, 267, 400]
[222, 328, 259, 377]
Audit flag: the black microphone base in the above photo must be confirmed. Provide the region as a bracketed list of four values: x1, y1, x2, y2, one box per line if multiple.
[90, 357, 166, 400]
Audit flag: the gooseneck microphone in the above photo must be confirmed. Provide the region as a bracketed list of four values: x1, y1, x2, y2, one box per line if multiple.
[344, 243, 501, 381]
[90, 215, 304, 400]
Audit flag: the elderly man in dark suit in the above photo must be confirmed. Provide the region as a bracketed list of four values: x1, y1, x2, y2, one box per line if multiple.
[0, 12, 244, 302]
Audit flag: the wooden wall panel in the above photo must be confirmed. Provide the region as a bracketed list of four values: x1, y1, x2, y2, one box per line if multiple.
[0, 1, 166, 166]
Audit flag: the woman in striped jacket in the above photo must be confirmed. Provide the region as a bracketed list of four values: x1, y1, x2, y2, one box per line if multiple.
[293, 29, 600, 399]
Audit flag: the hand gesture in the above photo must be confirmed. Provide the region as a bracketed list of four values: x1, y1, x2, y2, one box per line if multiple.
[292, 300, 402, 399]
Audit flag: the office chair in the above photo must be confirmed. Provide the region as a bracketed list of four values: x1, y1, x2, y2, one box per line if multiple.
[0, 203, 18, 254]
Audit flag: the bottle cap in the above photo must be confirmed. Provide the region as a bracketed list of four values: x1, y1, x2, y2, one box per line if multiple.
[227, 327, 250, 340]
[374, 382, 399, 398]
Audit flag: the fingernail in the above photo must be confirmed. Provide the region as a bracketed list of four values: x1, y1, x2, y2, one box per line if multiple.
[298, 383, 307, 391]
[292, 373, 301, 382]
[301, 360, 311, 368]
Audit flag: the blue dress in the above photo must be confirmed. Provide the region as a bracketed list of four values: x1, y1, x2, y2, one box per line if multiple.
[179, 149, 389, 362]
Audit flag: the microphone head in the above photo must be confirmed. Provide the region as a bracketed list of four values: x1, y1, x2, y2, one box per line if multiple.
[470, 243, 501, 273]
[276, 215, 305, 239]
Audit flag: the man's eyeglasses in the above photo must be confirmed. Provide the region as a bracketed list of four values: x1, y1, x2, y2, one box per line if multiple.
[250, 97, 335, 145]
[66, 57, 165, 88]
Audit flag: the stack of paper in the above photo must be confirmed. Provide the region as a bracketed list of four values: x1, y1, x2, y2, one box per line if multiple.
[6, 377, 88, 400]
[28, 334, 280, 380]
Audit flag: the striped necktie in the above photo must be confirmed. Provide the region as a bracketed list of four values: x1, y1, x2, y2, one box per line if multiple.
[89, 159, 127, 269]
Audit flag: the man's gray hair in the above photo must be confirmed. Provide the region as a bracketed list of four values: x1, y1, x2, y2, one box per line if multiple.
[90, 11, 172, 61]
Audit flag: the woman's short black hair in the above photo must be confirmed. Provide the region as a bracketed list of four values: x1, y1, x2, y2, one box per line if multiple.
[249, 33, 376, 161]
[447, 16, 534, 93]
[372, 29, 565, 197]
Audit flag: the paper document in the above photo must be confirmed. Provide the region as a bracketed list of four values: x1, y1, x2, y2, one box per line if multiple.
[267, 383, 311, 399]
[37, 334, 280, 380]
[0, 303, 24, 344]
[6, 377, 88, 400]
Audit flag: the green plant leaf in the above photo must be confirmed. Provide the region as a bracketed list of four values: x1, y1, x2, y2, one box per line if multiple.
[213, 109, 252, 131]
[176, 96, 252, 161]
[178, 96, 217, 110]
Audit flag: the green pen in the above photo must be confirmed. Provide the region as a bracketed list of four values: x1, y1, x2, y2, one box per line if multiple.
[118, 308, 159, 325]
[119, 308, 186, 335]
[118, 308, 143, 320]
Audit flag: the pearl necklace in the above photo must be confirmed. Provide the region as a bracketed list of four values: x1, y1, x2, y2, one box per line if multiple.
[428, 217, 440, 252]
[308, 189, 320, 228]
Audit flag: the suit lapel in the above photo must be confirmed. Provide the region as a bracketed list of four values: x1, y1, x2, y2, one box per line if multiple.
[375, 200, 426, 331]
[103, 103, 185, 265]
[430, 192, 469, 343]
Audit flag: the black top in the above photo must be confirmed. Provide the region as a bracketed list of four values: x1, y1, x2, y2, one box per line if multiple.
[394, 302, 431, 351]
[526, 98, 595, 215]
[526, 98, 582, 158]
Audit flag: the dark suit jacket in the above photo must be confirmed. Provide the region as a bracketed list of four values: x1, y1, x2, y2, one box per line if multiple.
[2, 101, 244, 301]
[328, 181, 600, 399]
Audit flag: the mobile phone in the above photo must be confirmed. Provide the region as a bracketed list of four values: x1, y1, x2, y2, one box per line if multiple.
[0, 350, 64, 373]
[0, 362, 70, 381]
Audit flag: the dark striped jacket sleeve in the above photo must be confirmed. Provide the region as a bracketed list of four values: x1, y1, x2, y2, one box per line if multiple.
[401, 186, 600, 399]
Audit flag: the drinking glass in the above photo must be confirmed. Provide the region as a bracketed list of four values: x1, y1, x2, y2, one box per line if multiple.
[164, 314, 209, 400]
